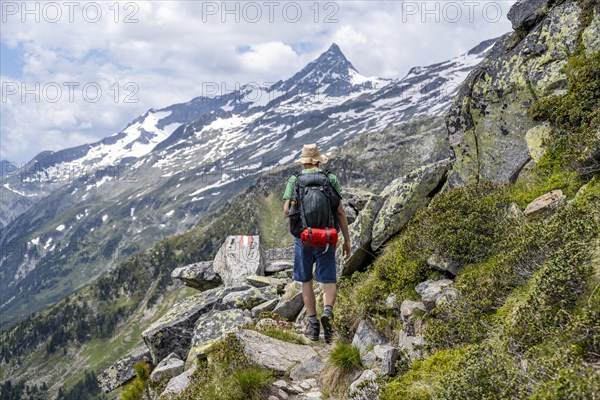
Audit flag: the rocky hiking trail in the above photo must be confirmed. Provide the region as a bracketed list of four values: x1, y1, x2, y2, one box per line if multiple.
[96, 157, 578, 400]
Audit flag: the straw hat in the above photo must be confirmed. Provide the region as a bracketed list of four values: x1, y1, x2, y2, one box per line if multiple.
[296, 144, 328, 165]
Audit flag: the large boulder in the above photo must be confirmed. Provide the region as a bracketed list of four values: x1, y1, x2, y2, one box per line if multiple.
[96, 348, 151, 393]
[142, 286, 249, 364]
[213, 235, 264, 286]
[235, 329, 319, 373]
[371, 160, 450, 251]
[507, 0, 550, 31]
[171, 261, 221, 291]
[524, 189, 566, 217]
[150, 353, 184, 383]
[186, 309, 252, 364]
[447, 0, 596, 187]
[338, 195, 383, 277]
[352, 320, 386, 355]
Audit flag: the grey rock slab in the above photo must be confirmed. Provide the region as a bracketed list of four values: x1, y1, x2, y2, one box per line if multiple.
[352, 320, 386, 355]
[160, 367, 195, 399]
[273, 292, 304, 321]
[171, 261, 221, 291]
[150, 352, 184, 383]
[290, 355, 325, 381]
[235, 329, 319, 373]
[142, 285, 249, 364]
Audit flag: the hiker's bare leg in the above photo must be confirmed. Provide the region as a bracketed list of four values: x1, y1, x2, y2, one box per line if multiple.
[323, 283, 337, 307]
[302, 280, 317, 316]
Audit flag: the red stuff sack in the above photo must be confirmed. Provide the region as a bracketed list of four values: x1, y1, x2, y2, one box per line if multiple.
[300, 227, 338, 247]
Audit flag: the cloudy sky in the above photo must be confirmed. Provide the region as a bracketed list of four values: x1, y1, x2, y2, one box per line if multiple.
[1, 0, 516, 163]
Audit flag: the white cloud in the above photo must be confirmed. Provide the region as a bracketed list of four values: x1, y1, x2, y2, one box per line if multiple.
[0, 0, 516, 162]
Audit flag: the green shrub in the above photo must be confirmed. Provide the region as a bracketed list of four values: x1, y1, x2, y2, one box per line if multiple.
[529, 365, 600, 400]
[329, 341, 362, 373]
[120, 362, 151, 400]
[410, 181, 511, 266]
[380, 346, 468, 400]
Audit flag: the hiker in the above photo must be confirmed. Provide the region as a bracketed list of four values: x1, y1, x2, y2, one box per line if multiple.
[283, 143, 351, 343]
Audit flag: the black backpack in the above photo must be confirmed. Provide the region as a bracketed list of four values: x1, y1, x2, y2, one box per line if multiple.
[289, 170, 340, 237]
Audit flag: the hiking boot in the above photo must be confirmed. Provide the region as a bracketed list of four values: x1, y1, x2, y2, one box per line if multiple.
[304, 320, 320, 341]
[320, 310, 334, 344]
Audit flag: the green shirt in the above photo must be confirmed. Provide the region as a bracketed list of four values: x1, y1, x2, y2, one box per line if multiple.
[282, 169, 341, 200]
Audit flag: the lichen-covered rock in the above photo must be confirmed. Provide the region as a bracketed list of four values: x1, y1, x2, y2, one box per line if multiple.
[507, 0, 550, 30]
[524, 189, 567, 217]
[525, 122, 552, 162]
[171, 261, 221, 291]
[338, 195, 383, 277]
[150, 353, 184, 383]
[186, 309, 252, 364]
[427, 254, 460, 276]
[213, 235, 264, 286]
[352, 320, 386, 355]
[447, 0, 596, 187]
[371, 160, 450, 251]
[349, 369, 379, 400]
[219, 286, 278, 310]
[142, 286, 248, 364]
[235, 329, 318, 373]
[415, 278, 454, 311]
[96, 348, 150, 393]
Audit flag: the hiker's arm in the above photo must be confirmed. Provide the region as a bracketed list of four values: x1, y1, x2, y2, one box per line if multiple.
[283, 200, 290, 216]
[337, 202, 352, 257]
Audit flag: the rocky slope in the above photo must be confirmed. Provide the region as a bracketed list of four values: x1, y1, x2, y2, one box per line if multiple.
[0, 40, 494, 330]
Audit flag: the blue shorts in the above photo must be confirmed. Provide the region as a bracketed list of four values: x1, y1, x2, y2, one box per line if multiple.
[293, 238, 337, 284]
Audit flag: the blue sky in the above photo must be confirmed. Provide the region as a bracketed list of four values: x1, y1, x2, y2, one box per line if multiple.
[0, 1, 516, 162]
